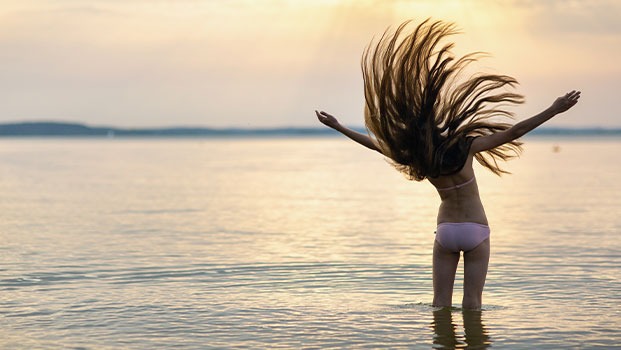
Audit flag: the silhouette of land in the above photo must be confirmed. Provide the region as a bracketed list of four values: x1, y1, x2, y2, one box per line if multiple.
[0, 121, 620, 137]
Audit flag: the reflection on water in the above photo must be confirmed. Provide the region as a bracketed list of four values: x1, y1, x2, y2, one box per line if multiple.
[432, 308, 491, 349]
[1, 137, 620, 349]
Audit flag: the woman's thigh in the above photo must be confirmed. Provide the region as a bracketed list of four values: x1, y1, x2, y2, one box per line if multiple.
[463, 238, 490, 295]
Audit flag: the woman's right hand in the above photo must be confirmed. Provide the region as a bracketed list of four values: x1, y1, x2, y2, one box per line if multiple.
[550, 90, 581, 114]
[315, 110, 341, 129]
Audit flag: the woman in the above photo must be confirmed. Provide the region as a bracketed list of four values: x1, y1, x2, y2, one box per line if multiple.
[315, 19, 580, 309]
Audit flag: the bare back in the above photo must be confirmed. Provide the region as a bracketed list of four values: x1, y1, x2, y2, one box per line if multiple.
[427, 152, 488, 226]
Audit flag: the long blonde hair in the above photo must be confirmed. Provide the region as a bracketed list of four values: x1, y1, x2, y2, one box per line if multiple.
[362, 19, 523, 180]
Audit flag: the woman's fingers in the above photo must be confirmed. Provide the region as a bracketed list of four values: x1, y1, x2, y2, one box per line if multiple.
[315, 110, 333, 127]
[562, 91, 581, 105]
[552, 91, 580, 113]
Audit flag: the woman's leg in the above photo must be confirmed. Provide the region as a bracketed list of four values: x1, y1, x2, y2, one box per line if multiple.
[462, 238, 490, 309]
[433, 240, 460, 307]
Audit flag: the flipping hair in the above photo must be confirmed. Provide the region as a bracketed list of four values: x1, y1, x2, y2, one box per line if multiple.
[362, 19, 524, 181]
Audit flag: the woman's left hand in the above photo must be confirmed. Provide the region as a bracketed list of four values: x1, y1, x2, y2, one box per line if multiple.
[550, 90, 581, 114]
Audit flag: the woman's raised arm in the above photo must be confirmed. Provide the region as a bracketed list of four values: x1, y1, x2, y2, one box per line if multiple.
[315, 110, 385, 155]
[471, 90, 581, 153]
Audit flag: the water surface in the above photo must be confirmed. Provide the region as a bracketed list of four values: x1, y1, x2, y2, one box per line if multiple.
[1, 137, 620, 348]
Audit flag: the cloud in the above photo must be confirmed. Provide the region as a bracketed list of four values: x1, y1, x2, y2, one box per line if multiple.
[510, 0, 621, 36]
[0, 0, 618, 127]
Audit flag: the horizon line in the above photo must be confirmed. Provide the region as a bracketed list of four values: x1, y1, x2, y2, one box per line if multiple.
[1, 120, 621, 131]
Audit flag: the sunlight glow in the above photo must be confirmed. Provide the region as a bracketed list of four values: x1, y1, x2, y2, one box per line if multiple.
[0, 0, 618, 127]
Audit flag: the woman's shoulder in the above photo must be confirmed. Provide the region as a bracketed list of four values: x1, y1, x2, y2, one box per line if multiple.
[436, 136, 475, 176]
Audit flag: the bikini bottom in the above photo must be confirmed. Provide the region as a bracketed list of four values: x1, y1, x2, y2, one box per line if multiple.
[435, 222, 490, 253]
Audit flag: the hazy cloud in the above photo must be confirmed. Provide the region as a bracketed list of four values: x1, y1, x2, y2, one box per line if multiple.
[510, 0, 621, 35]
[0, 0, 618, 127]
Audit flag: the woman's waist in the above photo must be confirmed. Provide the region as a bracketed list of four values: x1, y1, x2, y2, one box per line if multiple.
[438, 197, 485, 211]
[436, 221, 490, 228]
[436, 204, 488, 226]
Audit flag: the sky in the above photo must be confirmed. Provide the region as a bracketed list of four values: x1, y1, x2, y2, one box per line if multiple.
[0, 0, 619, 128]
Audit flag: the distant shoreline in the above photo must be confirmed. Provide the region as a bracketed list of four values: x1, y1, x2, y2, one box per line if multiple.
[1, 121, 620, 137]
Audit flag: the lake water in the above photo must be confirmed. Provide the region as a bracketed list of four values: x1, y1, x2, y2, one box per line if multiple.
[1, 137, 620, 349]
